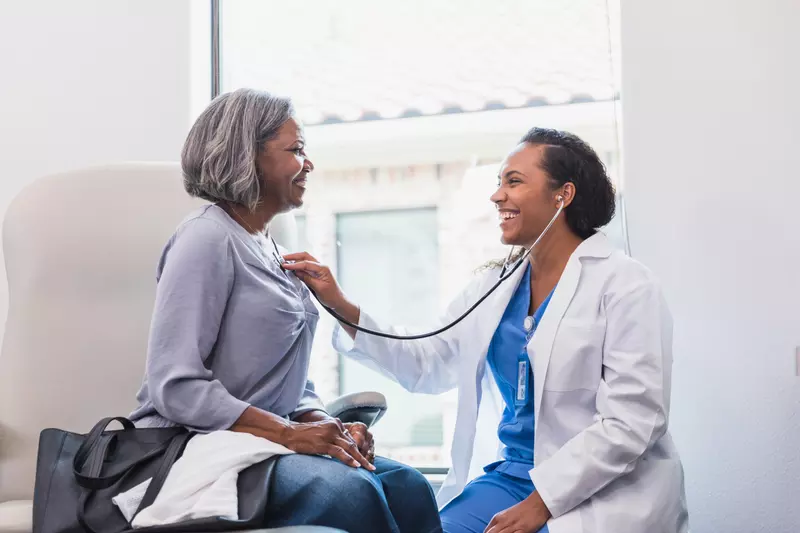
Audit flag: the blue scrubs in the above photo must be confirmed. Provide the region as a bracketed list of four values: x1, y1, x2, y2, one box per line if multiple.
[441, 263, 551, 533]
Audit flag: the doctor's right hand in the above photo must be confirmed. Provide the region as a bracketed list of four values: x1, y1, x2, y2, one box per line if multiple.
[281, 252, 347, 309]
[282, 252, 362, 338]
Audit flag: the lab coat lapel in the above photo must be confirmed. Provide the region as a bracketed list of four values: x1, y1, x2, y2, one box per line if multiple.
[529, 254, 582, 424]
[530, 233, 613, 424]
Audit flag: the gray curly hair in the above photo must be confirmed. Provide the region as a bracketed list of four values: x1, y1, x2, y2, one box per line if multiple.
[181, 88, 294, 211]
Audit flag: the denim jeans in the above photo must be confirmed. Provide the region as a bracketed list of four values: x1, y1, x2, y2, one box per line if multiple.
[262, 455, 443, 533]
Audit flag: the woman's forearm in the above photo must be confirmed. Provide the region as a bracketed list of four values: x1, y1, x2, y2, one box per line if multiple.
[293, 409, 333, 423]
[230, 406, 292, 444]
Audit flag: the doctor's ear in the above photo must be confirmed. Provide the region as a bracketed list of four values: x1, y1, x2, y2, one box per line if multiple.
[555, 183, 576, 208]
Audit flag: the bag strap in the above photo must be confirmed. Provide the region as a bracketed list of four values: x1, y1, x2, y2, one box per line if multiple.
[73, 417, 136, 488]
[132, 431, 194, 519]
[77, 434, 114, 533]
[74, 418, 179, 490]
[76, 431, 193, 533]
[77, 417, 135, 466]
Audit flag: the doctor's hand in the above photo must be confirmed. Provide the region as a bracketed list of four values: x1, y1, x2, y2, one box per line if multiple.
[281, 252, 348, 309]
[485, 491, 551, 533]
[282, 252, 362, 338]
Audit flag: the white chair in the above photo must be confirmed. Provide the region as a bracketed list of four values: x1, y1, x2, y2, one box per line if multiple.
[0, 163, 383, 533]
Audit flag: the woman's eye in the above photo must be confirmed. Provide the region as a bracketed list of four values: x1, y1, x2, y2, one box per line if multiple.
[292, 147, 304, 155]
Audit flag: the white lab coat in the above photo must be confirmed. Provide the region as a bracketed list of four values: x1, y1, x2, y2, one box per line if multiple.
[333, 233, 689, 533]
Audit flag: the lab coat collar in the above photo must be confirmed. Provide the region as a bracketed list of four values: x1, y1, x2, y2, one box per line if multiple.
[573, 231, 614, 260]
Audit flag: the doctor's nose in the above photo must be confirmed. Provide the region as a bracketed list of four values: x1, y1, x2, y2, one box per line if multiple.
[490, 187, 506, 205]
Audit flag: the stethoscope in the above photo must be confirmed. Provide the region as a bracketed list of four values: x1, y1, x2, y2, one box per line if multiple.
[299, 196, 566, 340]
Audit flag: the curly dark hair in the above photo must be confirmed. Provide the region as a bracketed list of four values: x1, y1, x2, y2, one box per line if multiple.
[520, 127, 616, 239]
[479, 128, 616, 271]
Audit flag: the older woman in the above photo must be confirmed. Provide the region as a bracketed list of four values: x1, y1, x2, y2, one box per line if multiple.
[129, 88, 442, 533]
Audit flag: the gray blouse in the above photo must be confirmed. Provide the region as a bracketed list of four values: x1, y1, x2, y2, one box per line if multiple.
[130, 204, 323, 432]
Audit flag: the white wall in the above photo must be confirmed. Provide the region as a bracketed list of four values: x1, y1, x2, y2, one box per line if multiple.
[620, 1, 800, 532]
[0, 0, 193, 342]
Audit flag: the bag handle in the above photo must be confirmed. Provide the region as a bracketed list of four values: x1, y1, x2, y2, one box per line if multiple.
[73, 417, 178, 490]
[73, 417, 135, 486]
[76, 430, 193, 533]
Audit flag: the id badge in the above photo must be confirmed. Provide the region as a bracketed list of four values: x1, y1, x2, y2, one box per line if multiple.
[515, 354, 530, 406]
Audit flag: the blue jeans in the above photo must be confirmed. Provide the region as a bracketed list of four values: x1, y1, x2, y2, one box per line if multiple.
[440, 471, 549, 533]
[263, 455, 442, 533]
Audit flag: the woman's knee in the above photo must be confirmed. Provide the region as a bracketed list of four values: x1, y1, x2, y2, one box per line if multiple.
[374, 459, 442, 533]
[268, 456, 396, 531]
[375, 458, 430, 484]
[277, 455, 383, 503]
[337, 465, 386, 505]
[376, 458, 436, 499]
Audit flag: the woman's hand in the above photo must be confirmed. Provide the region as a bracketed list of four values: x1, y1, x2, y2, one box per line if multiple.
[343, 422, 375, 464]
[283, 417, 376, 471]
[484, 491, 551, 533]
[292, 412, 375, 465]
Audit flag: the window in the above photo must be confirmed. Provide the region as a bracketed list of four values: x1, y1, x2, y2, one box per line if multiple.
[294, 214, 309, 253]
[220, 0, 623, 467]
[336, 209, 443, 464]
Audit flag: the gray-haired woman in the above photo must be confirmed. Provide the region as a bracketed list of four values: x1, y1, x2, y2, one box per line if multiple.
[130, 88, 442, 533]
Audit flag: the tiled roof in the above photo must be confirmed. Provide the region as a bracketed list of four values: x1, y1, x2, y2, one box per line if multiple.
[222, 0, 619, 125]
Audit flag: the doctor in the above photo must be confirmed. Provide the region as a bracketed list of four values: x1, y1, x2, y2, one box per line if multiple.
[283, 127, 689, 533]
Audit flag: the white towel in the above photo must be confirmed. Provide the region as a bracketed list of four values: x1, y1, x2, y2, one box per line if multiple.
[112, 431, 294, 528]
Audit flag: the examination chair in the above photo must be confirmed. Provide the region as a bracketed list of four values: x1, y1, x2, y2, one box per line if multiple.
[0, 163, 387, 533]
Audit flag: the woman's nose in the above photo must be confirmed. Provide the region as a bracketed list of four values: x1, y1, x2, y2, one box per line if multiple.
[489, 187, 505, 204]
[304, 157, 314, 172]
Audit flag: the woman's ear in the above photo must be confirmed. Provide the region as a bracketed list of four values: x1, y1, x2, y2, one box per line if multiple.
[558, 183, 576, 207]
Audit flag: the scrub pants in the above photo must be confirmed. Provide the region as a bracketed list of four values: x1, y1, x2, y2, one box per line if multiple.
[440, 470, 549, 533]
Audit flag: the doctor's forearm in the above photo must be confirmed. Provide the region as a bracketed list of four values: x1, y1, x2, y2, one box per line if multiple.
[330, 297, 361, 339]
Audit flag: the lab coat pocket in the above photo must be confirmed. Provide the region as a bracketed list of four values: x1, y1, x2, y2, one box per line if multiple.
[545, 321, 604, 392]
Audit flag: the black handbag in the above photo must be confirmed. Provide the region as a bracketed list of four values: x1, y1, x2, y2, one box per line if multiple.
[32, 417, 278, 533]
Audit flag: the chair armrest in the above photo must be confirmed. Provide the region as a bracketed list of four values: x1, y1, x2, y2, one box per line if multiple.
[325, 391, 387, 428]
